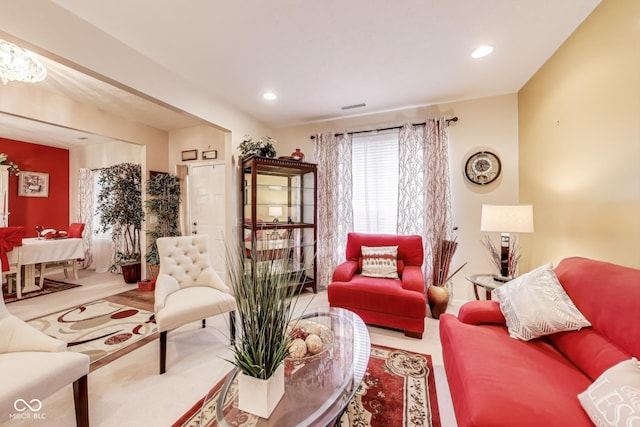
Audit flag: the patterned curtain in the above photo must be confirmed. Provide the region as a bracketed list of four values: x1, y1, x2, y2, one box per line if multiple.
[397, 118, 452, 288]
[77, 168, 94, 268]
[397, 123, 425, 236]
[314, 132, 353, 289]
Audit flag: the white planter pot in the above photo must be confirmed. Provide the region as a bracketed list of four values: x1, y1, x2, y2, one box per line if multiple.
[237, 363, 285, 418]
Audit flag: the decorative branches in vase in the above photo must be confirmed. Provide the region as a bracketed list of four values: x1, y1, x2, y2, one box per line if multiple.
[428, 226, 466, 319]
[481, 235, 521, 279]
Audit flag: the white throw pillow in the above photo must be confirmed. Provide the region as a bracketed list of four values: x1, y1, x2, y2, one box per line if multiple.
[360, 246, 399, 279]
[494, 263, 591, 341]
[578, 358, 640, 427]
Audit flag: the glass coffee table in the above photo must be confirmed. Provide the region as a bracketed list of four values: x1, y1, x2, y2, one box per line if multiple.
[466, 273, 505, 300]
[211, 308, 370, 426]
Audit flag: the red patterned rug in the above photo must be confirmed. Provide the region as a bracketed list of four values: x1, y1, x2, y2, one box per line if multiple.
[174, 344, 441, 427]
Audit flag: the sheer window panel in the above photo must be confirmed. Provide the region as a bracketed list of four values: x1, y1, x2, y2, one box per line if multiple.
[352, 131, 399, 234]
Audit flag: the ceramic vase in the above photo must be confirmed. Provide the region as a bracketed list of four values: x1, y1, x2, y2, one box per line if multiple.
[237, 363, 285, 418]
[291, 148, 305, 161]
[427, 285, 449, 319]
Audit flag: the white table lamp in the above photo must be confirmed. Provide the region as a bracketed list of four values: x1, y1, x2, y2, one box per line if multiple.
[268, 206, 283, 223]
[481, 204, 534, 281]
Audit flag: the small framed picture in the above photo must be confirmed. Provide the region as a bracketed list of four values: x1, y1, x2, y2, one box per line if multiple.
[181, 149, 198, 161]
[18, 171, 49, 197]
[202, 150, 218, 160]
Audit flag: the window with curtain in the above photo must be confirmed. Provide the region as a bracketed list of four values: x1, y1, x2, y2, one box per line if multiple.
[351, 130, 399, 233]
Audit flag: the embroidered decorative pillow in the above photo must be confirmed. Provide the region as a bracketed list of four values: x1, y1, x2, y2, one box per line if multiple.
[578, 358, 640, 426]
[360, 246, 399, 279]
[358, 258, 404, 277]
[494, 263, 591, 341]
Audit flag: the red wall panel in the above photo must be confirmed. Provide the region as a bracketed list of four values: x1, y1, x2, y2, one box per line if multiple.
[1, 138, 70, 236]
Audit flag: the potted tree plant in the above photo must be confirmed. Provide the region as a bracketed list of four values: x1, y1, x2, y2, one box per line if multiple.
[145, 172, 181, 282]
[95, 162, 144, 283]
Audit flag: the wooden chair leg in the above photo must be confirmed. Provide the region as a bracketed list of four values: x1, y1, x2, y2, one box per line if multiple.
[73, 375, 89, 427]
[17, 265, 22, 299]
[229, 311, 236, 345]
[202, 319, 206, 328]
[39, 263, 46, 287]
[160, 331, 167, 374]
[72, 259, 79, 280]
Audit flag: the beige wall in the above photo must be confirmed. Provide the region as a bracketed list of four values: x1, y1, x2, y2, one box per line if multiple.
[168, 125, 227, 171]
[518, 0, 640, 269]
[273, 94, 520, 300]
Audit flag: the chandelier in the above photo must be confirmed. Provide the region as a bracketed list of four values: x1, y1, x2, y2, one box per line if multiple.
[0, 39, 47, 85]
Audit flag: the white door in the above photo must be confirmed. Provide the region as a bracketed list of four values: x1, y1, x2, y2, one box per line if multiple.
[188, 162, 226, 280]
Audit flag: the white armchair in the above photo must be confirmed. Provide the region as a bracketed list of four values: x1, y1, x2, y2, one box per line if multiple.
[0, 292, 90, 425]
[154, 235, 236, 374]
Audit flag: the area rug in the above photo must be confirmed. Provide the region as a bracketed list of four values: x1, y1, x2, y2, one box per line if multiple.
[27, 300, 157, 364]
[173, 344, 441, 427]
[2, 278, 81, 303]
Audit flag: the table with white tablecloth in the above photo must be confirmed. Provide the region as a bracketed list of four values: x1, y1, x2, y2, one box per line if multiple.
[6, 237, 85, 298]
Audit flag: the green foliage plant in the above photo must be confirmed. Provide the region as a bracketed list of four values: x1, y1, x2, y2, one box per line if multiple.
[0, 153, 20, 175]
[145, 173, 182, 265]
[95, 163, 144, 267]
[238, 135, 277, 158]
[226, 240, 304, 380]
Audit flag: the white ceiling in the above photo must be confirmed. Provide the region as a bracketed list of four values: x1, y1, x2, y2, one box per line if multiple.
[2, 0, 601, 147]
[0, 56, 204, 149]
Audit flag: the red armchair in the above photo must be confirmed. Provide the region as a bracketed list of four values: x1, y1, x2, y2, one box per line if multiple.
[328, 233, 427, 338]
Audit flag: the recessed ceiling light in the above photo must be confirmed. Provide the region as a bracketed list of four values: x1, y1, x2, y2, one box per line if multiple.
[263, 92, 277, 100]
[471, 45, 494, 59]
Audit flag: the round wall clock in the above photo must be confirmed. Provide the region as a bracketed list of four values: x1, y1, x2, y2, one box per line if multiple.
[464, 151, 501, 185]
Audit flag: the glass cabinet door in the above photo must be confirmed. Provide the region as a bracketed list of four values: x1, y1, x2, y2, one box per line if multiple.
[241, 157, 317, 293]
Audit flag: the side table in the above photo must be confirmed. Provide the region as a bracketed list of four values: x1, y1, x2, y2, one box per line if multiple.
[466, 274, 505, 300]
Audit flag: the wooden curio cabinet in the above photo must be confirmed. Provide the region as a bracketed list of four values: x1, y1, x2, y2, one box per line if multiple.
[240, 156, 317, 293]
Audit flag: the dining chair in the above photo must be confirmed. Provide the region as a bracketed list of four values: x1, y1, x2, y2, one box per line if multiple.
[0, 226, 25, 298]
[38, 223, 85, 287]
[154, 235, 236, 374]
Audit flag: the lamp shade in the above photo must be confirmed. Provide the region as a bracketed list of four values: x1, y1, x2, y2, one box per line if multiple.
[268, 206, 283, 217]
[480, 204, 534, 233]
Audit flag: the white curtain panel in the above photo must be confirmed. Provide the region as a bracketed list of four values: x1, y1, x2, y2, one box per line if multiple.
[397, 123, 426, 236]
[422, 118, 453, 286]
[314, 132, 353, 289]
[77, 168, 94, 269]
[397, 119, 453, 288]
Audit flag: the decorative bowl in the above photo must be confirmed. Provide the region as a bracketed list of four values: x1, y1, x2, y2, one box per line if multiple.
[285, 319, 334, 363]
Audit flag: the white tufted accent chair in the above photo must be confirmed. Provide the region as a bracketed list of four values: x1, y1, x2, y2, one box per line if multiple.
[0, 287, 90, 426]
[154, 235, 236, 374]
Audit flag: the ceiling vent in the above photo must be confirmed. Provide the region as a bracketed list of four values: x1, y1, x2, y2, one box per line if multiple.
[341, 103, 366, 110]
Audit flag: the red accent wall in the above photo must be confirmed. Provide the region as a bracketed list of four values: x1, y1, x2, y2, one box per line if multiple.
[1, 138, 70, 237]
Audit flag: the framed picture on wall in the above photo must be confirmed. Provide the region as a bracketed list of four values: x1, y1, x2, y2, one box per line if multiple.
[18, 171, 49, 197]
[181, 149, 198, 161]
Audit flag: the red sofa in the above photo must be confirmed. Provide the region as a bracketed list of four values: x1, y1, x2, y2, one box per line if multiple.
[328, 233, 427, 338]
[440, 257, 640, 426]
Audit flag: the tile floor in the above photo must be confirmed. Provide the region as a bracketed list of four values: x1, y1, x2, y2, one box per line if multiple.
[2, 269, 462, 427]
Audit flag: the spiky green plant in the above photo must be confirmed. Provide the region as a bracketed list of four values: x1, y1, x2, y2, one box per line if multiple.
[226, 241, 303, 379]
